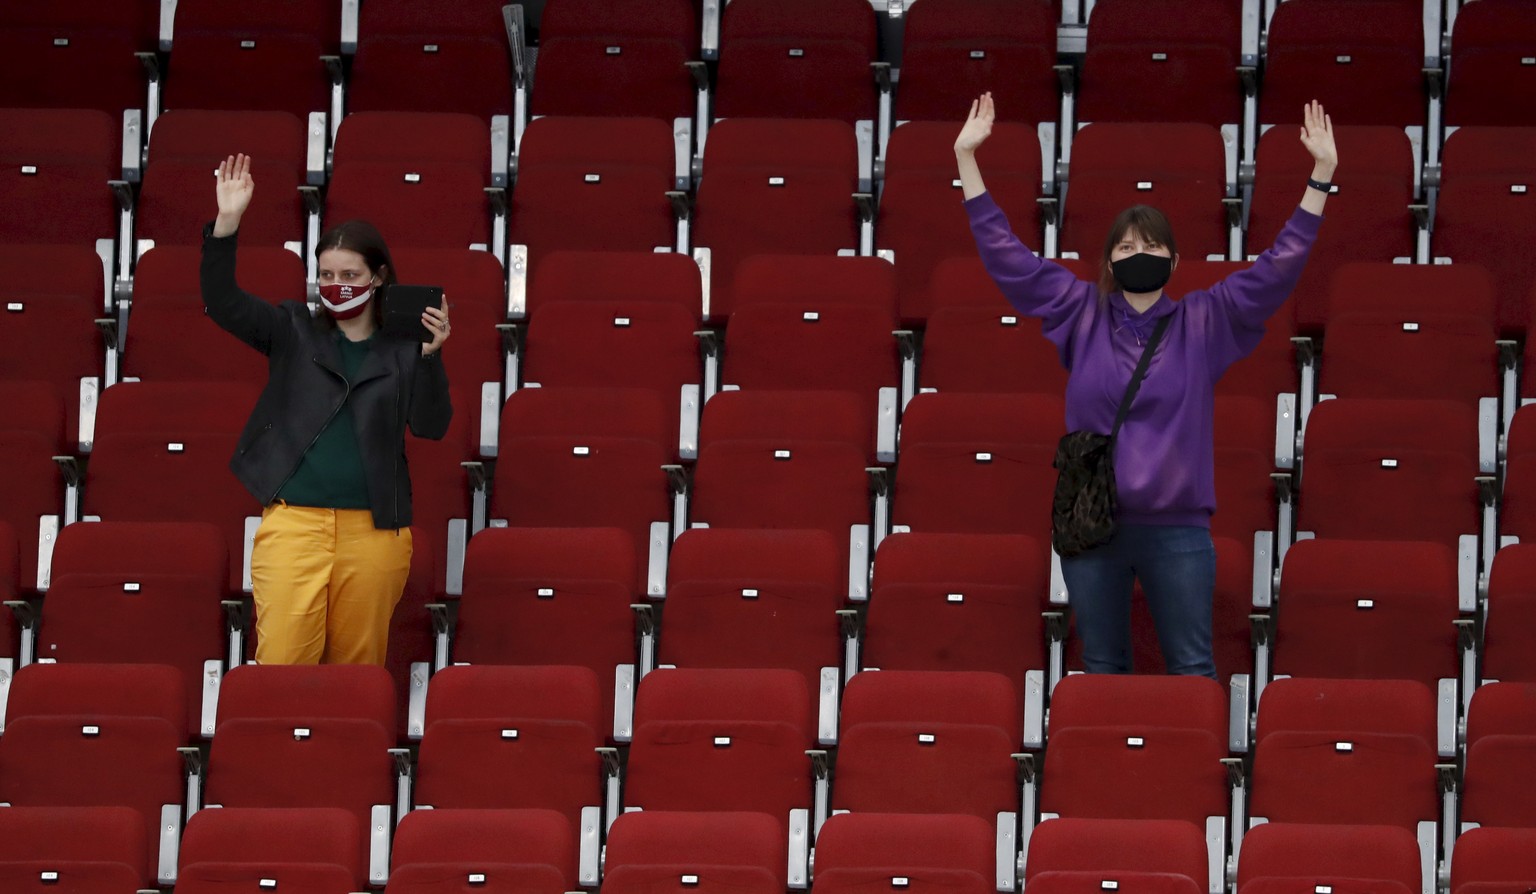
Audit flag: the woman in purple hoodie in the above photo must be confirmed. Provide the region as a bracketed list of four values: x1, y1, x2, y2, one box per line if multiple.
[956, 94, 1338, 679]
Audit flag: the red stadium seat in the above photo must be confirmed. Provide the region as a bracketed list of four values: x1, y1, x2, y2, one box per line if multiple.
[529, 0, 700, 122]
[0, 663, 188, 887]
[348, 0, 514, 120]
[487, 387, 673, 597]
[1444, 0, 1536, 127]
[162, 0, 338, 120]
[386, 808, 577, 894]
[1235, 822, 1423, 894]
[0, 806, 148, 893]
[411, 665, 601, 883]
[813, 812, 1001, 894]
[622, 668, 817, 886]
[1248, 677, 1439, 831]
[1462, 681, 1536, 829]
[37, 520, 229, 739]
[878, 120, 1043, 325]
[692, 118, 862, 323]
[204, 664, 396, 883]
[526, 249, 703, 320]
[1295, 398, 1482, 548]
[1272, 539, 1462, 692]
[1079, 0, 1244, 127]
[1258, 0, 1428, 128]
[83, 381, 263, 592]
[137, 110, 308, 249]
[0, 109, 120, 246]
[177, 807, 363, 894]
[713, 0, 878, 124]
[1248, 127, 1420, 333]
[1483, 544, 1536, 683]
[830, 670, 1021, 871]
[326, 112, 495, 252]
[893, 0, 1058, 127]
[600, 811, 787, 894]
[0, 383, 66, 598]
[1040, 674, 1230, 829]
[1061, 123, 1230, 262]
[660, 527, 846, 740]
[1433, 127, 1536, 337]
[1449, 826, 1536, 894]
[444, 528, 638, 739]
[0, 1, 154, 115]
[507, 117, 679, 294]
[866, 531, 1053, 737]
[1023, 817, 1213, 894]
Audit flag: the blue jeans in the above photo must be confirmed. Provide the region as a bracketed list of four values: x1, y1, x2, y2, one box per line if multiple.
[1060, 524, 1217, 679]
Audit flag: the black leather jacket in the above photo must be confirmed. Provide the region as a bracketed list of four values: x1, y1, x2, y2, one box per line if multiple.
[200, 226, 452, 529]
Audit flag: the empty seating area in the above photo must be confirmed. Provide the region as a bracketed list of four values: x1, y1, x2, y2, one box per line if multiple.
[3, 0, 1535, 890]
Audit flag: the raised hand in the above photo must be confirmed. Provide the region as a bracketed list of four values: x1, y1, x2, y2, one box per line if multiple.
[955, 92, 995, 156]
[213, 154, 254, 237]
[1299, 100, 1338, 176]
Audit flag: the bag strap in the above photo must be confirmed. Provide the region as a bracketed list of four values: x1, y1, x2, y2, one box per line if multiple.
[1110, 314, 1172, 439]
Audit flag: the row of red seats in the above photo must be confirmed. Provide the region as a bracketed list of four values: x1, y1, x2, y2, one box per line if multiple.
[4, 662, 1535, 892]
[4, 0, 1531, 130]
[5, 106, 1532, 334]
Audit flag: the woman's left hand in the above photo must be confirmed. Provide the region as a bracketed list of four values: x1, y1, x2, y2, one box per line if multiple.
[1299, 99, 1338, 176]
[422, 296, 450, 356]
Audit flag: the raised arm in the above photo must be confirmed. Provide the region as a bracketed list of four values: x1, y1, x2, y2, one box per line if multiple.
[201, 153, 286, 355]
[957, 93, 1093, 337]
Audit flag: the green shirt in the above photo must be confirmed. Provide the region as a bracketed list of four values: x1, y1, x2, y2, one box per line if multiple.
[276, 331, 373, 509]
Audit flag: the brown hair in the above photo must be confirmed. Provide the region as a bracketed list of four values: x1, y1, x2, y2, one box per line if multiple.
[314, 219, 397, 329]
[1097, 205, 1177, 295]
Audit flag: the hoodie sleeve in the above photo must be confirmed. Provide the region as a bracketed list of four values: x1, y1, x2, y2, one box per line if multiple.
[965, 191, 1098, 353]
[1200, 205, 1323, 374]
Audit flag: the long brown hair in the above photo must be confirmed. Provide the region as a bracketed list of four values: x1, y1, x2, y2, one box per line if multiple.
[1097, 205, 1177, 295]
[314, 219, 397, 329]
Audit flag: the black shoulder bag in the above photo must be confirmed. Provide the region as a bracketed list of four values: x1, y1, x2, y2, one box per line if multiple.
[1050, 315, 1171, 558]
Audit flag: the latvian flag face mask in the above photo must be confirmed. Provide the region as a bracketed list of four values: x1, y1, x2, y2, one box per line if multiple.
[318, 281, 374, 320]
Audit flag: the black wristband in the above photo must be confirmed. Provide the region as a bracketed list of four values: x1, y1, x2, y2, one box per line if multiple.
[1307, 177, 1333, 193]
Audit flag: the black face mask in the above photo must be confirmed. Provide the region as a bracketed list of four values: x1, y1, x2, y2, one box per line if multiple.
[1111, 253, 1173, 294]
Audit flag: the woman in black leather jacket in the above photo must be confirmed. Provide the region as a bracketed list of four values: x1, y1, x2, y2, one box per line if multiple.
[201, 153, 452, 666]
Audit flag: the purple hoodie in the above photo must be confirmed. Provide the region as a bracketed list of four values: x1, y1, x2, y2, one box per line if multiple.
[964, 192, 1322, 527]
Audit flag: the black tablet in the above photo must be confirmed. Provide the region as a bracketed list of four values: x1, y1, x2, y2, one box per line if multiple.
[379, 284, 443, 342]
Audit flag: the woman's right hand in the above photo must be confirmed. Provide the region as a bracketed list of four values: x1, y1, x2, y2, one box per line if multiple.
[955, 92, 995, 156]
[213, 154, 254, 237]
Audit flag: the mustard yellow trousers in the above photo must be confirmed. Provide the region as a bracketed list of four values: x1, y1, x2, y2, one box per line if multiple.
[249, 501, 411, 665]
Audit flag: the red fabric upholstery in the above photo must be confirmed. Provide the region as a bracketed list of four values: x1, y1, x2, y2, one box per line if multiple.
[602, 811, 788, 894]
[1445, 0, 1536, 126]
[0, 805, 148, 891]
[0, 1, 153, 114]
[813, 812, 997, 894]
[530, 250, 703, 320]
[1433, 126, 1536, 337]
[1079, 0, 1243, 127]
[1025, 817, 1209, 883]
[1450, 826, 1536, 894]
[349, 0, 514, 119]
[715, 0, 876, 123]
[690, 440, 870, 541]
[1273, 539, 1460, 687]
[1484, 546, 1536, 683]
[832, 670, 1020, 819]
[162, 0, 337, 119]
[1258, 0, 1426, 127]
[179, 806, 363, 893]
[0, 110, 119, 244]
[530, 0, 698, 121]
[894, 0, 1058, 126]
[1295, 398, 1480, 546]
[661, 527, 845, 729]
[40, 520, 228, 738]
[450, 527, 636, 728]
[866, 531, 1050, 691]
[414, 665, 603, 838]
[698, 390, 871, 455]
[1235, 822, 1423, 893]
[391, 807, 575, 888]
